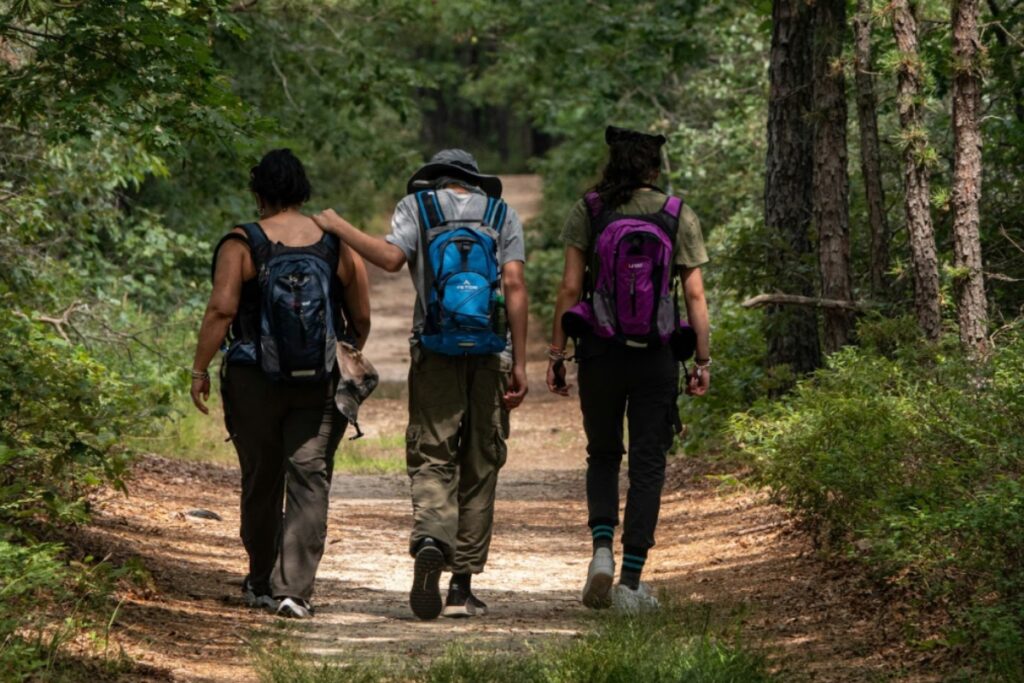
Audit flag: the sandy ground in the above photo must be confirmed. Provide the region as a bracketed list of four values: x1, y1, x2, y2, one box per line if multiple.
[81, 175, 943, 682]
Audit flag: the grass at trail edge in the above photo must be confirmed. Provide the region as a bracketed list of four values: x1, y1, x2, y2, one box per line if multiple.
[254, 600, 775, 683]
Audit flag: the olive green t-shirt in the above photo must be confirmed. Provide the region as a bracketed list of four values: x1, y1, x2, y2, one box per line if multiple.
[560, 190, 709, 269]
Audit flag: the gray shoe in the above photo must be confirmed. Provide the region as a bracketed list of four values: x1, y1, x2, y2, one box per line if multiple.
[242, 578, 279, 611]
[276, 597, 313, 619]
[581, 547, 615, 609]
[611, 582, 660, 614]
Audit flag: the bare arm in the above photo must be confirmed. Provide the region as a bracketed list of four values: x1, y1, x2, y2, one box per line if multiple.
[681, 266, 711, 396]
[342, 252, 372, 349]
[190, 240, 246, 414]
[313, 209, 407, 273]
[546, 246, 586, 395]
[501, 260, 528, 410]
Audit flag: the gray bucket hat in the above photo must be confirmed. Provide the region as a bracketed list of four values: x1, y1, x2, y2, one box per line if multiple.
[406, 148, 503, 198]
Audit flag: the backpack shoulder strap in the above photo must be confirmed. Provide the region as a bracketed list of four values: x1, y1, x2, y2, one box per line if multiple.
[210, 229, 254, 282]
[414, 190, 445, 232]
[583, 191, 603, 220]
[482, 197, 508, 234]
[661, 195, 684, 220]
[236, 222, 272, 270]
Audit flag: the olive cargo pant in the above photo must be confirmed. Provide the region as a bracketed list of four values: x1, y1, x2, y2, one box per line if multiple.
[221, 364, 347, 602]
[405, 345, 510, 574]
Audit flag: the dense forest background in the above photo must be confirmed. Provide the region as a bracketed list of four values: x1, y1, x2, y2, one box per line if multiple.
[1, 0, 1022, 679]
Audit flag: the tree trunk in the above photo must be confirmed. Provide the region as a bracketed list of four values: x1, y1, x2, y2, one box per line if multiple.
[765, 0, 821, 374]
[853, 0, 891, 297]
[951, 0, 988, 355]
[892, 0, 942, 341]
[812, 0, 854, 353]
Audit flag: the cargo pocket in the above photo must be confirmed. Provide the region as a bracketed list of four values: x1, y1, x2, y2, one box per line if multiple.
[492, 426, 508, 470]
[405, 424, 422, 472]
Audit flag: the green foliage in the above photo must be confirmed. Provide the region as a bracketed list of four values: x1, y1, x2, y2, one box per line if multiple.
[0, 0, 254, 150]
[679, 300, 767, 453]
[256, 601, 773, 683]
[731, 321, 1024, 675]
[0, 538, 141, 679]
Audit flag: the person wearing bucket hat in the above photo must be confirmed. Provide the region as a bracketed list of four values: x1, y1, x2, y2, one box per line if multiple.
[545, 126, 711, 613]
[406, 149, 504, 199]
[312, 148, 528, 621]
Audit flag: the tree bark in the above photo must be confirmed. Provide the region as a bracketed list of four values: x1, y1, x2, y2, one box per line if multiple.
[951, 0, 988, 354]
[853, 0, 891, 297]
[892, 0, 942, 341]
[765, 0, 821, 374]
[812, 0, 854, 353]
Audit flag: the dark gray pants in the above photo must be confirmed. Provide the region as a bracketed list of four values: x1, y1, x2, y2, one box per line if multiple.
[577, 342, 679, 552]
[221, 364, 347, 602]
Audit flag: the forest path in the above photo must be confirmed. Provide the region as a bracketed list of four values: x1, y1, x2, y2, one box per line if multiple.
[86, 175, 926, 682]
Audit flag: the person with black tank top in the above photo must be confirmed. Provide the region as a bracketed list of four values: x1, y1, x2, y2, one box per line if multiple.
[189, 149, 371, 619]
[547, 127, 712, 613]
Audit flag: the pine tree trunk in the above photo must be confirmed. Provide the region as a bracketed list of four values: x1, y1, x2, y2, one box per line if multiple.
[812, 0, 854, 353]
[892, 0, 942, 341]
[765, 0, 821, 374]
[951, 0, 988, 354]
[854, 0, 891, 297]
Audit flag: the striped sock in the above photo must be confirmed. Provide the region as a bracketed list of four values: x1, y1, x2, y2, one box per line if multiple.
[619, 551, 647, 589]
[591, 524, 615, 551]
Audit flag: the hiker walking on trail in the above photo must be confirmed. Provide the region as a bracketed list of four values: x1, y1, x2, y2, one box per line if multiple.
[546, 127, 711, 612]
[190, 149, 371, 619]
[312, 149, 528, 620]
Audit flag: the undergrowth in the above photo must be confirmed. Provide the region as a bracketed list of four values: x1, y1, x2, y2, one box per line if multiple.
[731, 317, 1024, 680]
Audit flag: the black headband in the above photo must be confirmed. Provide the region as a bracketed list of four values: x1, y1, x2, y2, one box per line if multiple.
[605, 125, 666, 147]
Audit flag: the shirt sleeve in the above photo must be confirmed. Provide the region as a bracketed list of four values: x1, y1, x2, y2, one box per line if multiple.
[560, 199, 590, 252]
[500, 205, 526, 265]
[385, 196, 419, 263]
[675, 204, 709, 268]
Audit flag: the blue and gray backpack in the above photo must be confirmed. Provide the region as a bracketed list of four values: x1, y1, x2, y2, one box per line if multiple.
[415, 190, 508, 355]
[228, 222, 340, 382]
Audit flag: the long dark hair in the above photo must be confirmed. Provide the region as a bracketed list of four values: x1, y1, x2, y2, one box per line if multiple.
[591, 133, 663, 210]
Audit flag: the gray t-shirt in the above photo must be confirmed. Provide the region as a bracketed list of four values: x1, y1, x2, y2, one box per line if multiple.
[386, 186, 526, 337]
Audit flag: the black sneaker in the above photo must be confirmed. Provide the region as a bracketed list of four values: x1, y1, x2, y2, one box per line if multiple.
[442, 582, 489, 618]
[409, 538, 445, 620]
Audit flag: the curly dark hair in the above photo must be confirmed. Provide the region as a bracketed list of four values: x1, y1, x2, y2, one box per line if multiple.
[591, 131, 664, 210]
[249, 148, 311, 208]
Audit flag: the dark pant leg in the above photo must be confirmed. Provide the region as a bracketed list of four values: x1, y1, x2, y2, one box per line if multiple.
[452, 354, 509, 574]
[271, 380, 347, 602]
[622, 348, 679, 551]
[578, 352, 628, 530]
[222, 365, 286, 592]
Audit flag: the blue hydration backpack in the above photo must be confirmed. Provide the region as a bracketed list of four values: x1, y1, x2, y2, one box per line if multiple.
[238, 222, 340, 382]
[416, 190, 508, 355]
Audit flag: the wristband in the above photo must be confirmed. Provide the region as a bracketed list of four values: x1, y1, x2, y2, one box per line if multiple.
[191, 368, 210, 380]
[547, 345, 566, 362]
[693, 357, 712, 368]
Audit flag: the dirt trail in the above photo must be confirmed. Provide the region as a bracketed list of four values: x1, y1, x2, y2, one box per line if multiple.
[87, 175, 931, 682]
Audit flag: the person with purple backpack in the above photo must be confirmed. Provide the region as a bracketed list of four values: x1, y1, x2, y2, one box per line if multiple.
[546, 126, 711, 612]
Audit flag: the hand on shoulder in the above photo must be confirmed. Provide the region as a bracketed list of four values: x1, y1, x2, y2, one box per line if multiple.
[311, 208, 345, 235]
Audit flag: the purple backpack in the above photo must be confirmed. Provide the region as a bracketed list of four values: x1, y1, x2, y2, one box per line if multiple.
[564, 191, 692, 351]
